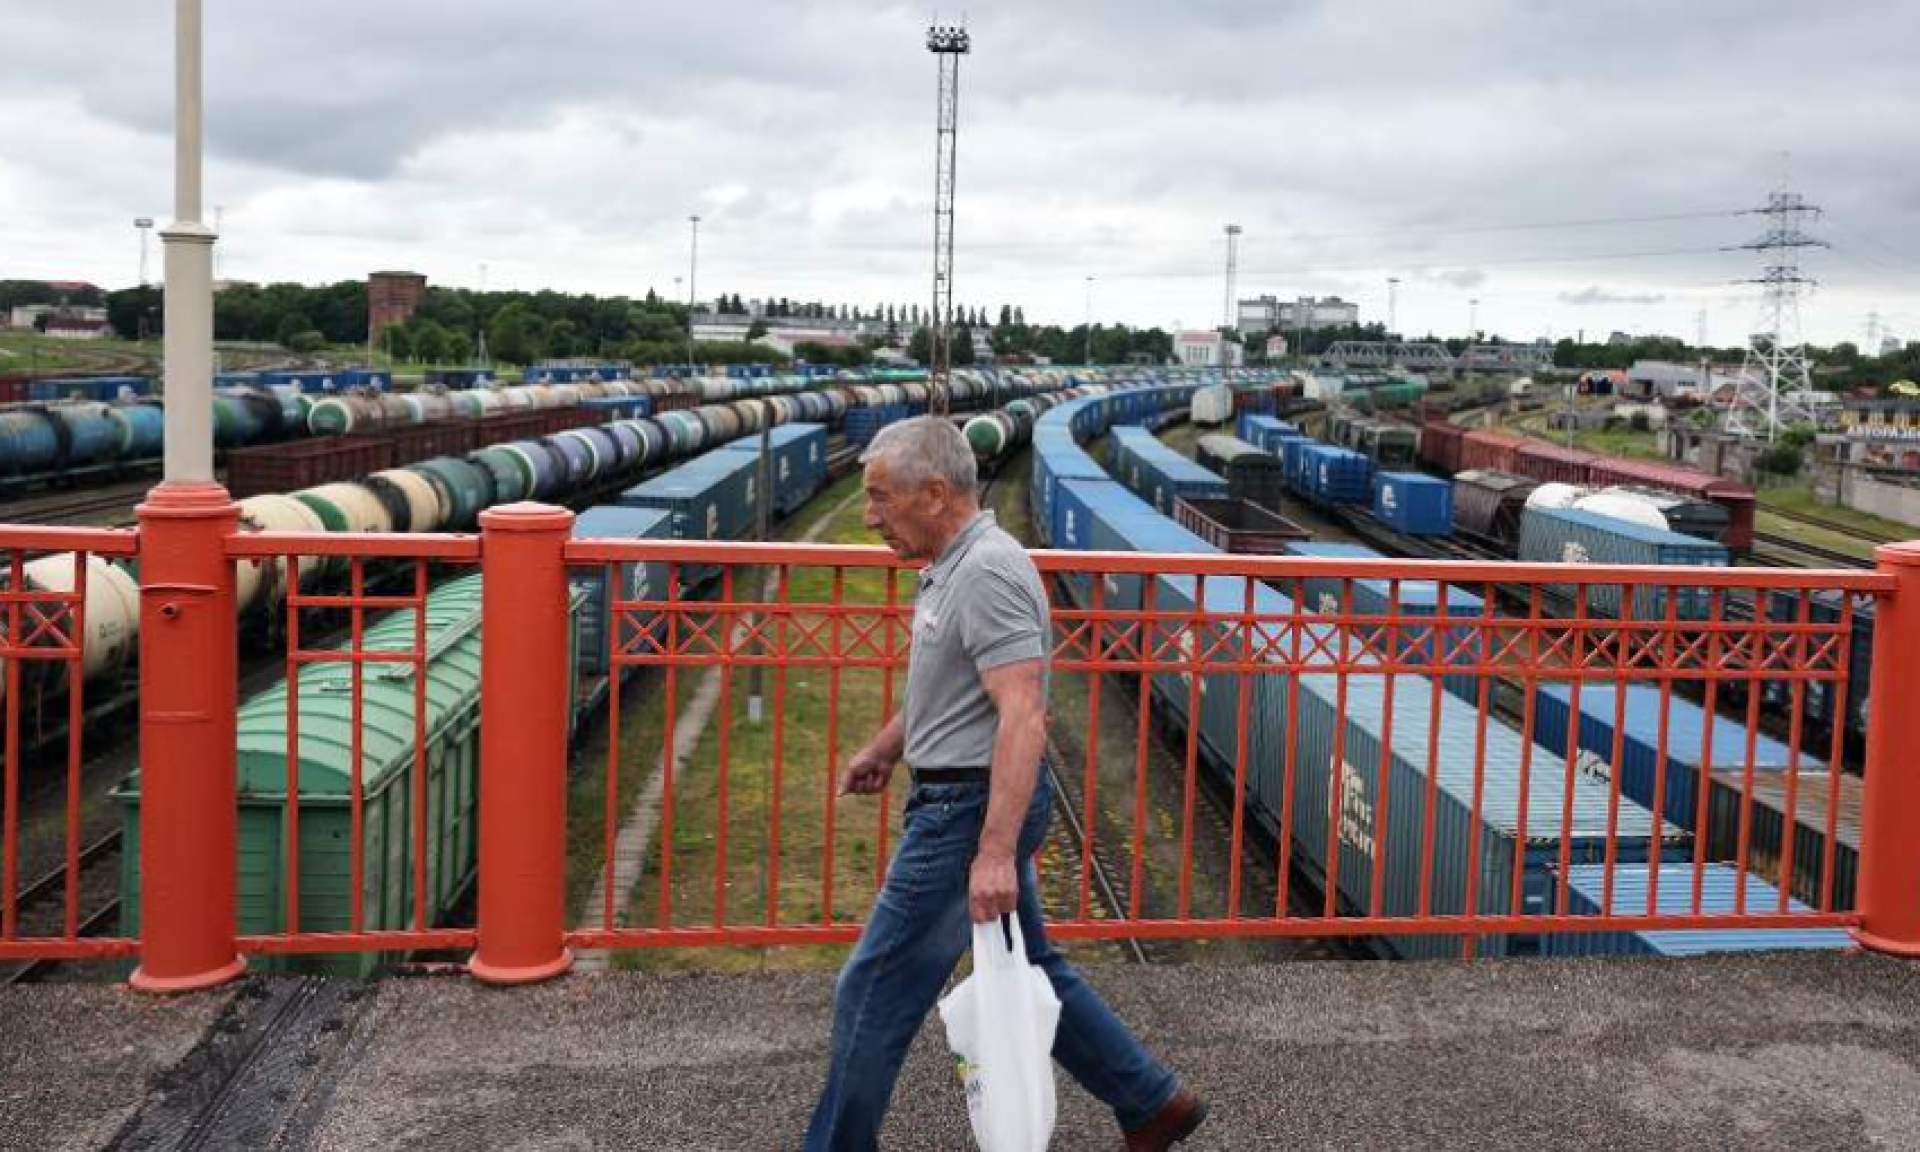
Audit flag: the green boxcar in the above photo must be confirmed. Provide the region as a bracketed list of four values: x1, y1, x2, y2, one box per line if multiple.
[118, 574, 580, 976]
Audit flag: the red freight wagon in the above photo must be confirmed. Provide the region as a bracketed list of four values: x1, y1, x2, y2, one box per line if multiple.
[383, 420, 478, 465]
[540, 406, 597, 435]
[1419, 420, 1465, 474]
[1460, 428, 1528, 474]
[224, 435, 396, 498]
[0, 374, 30, 405]
[472, 410, 559, 450]
[1514, 441, 1598, 487]
[1584, 456, 1757, 551]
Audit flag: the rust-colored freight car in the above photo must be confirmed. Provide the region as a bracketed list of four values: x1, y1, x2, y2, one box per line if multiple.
[1513, 441, 1598, 486]
[1174, 496, 1309, 554]
[1419, 420, 1465, 474]
[224, 435, 396, 498]
[1583, 457, 1757, 551]
[1459, 428, 1528, 474]
[385, 420, 478, 463]
[1452, 469, 1538, 546]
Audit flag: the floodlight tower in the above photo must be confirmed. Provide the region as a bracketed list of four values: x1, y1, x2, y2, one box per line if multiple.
[1722, 189, 1826, 442]
[1222, 224, 1242, 332]
[926, 21, 969, 415]
[134, 217, 155, 287]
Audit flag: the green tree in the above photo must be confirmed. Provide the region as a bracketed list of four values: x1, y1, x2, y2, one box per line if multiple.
[487, 303, 545, 365]
[288, 329, 327, 355]
[443, 330, 475, 364]
[746, 319, 768, 341]
[546, 318, 580, 358]
[382, 324, 414, 363]
[275, 312, 313, 348]
[1756, 442, 1804, 477]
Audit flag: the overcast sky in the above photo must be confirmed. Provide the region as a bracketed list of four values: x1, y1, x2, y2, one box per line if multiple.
[3, 1, 1917, 347]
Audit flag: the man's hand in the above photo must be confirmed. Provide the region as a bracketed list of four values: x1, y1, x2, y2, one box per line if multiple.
[839, 745, 896, 796]
[969, 848, 1018, 924]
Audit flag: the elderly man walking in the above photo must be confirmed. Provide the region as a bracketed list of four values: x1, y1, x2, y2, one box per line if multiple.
[805, 416, 1206, 1151]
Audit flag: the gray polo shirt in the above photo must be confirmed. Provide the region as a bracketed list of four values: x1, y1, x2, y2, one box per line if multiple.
[903, 511, 1051, 769]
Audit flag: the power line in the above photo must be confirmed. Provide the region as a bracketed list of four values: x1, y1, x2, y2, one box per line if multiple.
[1080, 243, 1738, 281]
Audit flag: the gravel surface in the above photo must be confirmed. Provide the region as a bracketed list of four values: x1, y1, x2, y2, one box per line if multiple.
[6, 953, 1919, 1150]
[300, 952, 1920, 1151]
[0, 983, 236, 1152]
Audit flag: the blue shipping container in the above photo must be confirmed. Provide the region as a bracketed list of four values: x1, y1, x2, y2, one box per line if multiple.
[1109, 426, 1228, 516]
[1295, 443, 1374, 506]
[1149, 572, 1676, 960]
[1031, 437, 1107, 546]
[717, 423, 827, 516]
[1527, 682, 1818, 832]
[1517, 506, 1730, 620]
[617, 451, 763, 586]
[570, 506, 673, 676]
[1542, 864, 1851, 957]
[1373, 472, 1454, 536]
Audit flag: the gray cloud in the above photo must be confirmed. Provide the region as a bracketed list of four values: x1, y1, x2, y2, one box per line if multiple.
[1, 1, 1916, 343]
[1560, 287, 1670, 306]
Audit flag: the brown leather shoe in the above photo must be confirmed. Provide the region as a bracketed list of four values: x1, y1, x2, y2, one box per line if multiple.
[1121, 1088, 1208, 1151]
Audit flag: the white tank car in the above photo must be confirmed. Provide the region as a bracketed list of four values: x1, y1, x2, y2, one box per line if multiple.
[1524, 482, 1589, 512]
[1570, 490, 1670, 532]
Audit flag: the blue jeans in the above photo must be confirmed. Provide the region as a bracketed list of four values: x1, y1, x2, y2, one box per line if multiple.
[804, 773, 1178, 1151]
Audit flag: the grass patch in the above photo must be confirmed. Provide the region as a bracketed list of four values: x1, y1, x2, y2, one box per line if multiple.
[617, 485, 913, 972]
[0, 333, 158, 375]
[565, 471, 882, 943]
[1566, 426, 1664, 460]
[1759, 482, 1918, 538]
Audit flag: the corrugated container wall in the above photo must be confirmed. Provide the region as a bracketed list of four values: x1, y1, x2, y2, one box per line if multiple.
[1516, 505, 1729, 619]
[1541, 864, 1851, 958]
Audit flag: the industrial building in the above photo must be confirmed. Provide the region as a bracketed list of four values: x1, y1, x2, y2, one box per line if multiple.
[1174, 329, 1244, 367]
[367, 271, 428, 343]
[1236, 294, 1360, 337]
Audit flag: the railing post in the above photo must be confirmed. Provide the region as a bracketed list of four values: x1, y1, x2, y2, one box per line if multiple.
[130, 481, 246, 992]
[470, 502, 577, 985]
[1856, 541, 1920, 957]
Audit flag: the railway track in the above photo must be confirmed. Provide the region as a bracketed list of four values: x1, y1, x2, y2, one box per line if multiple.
[1751, 530, 1875, 571]
[0, 479, 150, 527]
[3, 829, 124, 985]
[1761, 504, 1903, 547]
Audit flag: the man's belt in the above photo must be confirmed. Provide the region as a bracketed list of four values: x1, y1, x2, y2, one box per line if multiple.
[911, 766, 991, 786]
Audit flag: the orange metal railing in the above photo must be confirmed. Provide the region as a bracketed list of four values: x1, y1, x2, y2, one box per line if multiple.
[0, 525, 141, 972]
[551, 536, 1907, 963]
[5, 502, 1920, 990]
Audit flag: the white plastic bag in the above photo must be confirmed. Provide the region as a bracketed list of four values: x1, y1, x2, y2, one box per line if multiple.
[938, 915, 1061, 1152]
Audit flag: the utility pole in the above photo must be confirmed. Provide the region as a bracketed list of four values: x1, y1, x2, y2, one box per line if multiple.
[687, 214, 701, 374]
[1083, 275, 1094, 366]
[1222, 224, 1242, 334]
[1387, 276, 1400, 367]
[475, 263, 491, 370]
[926, 22, 969, 415]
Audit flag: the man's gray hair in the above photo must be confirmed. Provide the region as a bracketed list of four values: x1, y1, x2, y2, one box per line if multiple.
[859, 415, 979, 494]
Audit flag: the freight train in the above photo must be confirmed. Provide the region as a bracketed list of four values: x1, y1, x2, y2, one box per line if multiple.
[1011, 392, 1849, 958]
[0, 370, 952, 495]
[109, 373, 1199, 973]
[1416, 418, 1756, 552]
[0, 368, 1149, 750]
